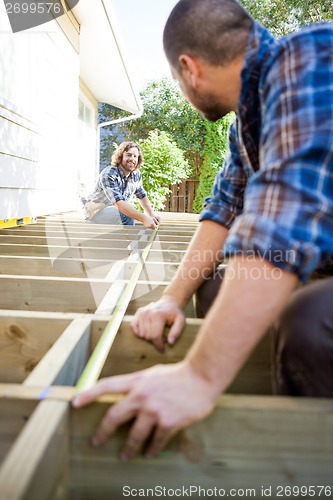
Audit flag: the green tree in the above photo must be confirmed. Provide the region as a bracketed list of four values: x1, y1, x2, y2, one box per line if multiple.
[139, 130, 190, 210]
[192, 0, 333, 213]
[99, 78, 206, 174]
[240, 0, 333, 37]
[193, 113, 235, 213]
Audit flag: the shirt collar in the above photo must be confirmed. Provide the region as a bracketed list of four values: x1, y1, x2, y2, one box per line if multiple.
[116, 165, 134, 181]
[238, 21, 277, 116]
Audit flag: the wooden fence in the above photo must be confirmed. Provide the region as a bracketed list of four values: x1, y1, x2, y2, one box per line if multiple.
[164, 178, 199, 213]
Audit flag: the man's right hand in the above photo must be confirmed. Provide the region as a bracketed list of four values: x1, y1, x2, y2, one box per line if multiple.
[131, 297, 186, 351]
[142, 215, 157, 229]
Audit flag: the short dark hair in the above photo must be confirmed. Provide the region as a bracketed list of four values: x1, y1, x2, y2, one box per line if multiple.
[112, 141, 143, 169]
[163, 0, 253, 70]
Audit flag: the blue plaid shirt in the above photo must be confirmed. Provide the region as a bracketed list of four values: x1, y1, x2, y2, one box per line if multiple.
[200, 21, 333, 282]
[86, 165, 147, 205]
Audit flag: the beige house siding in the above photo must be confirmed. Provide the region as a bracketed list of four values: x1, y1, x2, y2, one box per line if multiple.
[78, 80, 98, 199]
[0, 0, 142, 222]
[0, 5, 81, 219]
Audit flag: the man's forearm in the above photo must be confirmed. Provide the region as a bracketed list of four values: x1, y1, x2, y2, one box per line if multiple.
[115, 200, 145, 222]
[186, 256, 298, 395]
[138, 196, 155, 216]
[163, 220, 229, 308]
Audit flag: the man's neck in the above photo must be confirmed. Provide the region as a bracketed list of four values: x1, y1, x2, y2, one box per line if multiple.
[119, 165, 131, 178]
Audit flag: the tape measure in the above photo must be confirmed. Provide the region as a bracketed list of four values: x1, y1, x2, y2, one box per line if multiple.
[76, 227, 159, 392]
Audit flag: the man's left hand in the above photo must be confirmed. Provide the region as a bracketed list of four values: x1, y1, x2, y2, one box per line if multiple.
[72, 361, 217, 460]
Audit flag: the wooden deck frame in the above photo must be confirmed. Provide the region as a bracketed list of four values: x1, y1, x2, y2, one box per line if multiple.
[0, 213, 332, 499]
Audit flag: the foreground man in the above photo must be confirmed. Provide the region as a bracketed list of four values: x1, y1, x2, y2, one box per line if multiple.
[73, 0, 333, 459]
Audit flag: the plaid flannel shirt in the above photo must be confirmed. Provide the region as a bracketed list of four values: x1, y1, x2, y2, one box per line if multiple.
[200, 21, 333, 282]
[86, 165, 147, 206]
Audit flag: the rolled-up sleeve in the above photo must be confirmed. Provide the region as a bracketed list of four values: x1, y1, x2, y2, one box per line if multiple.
[225, 30, 333, 282]
[99, 169, 124, 204]
[134, 171, 147, 199]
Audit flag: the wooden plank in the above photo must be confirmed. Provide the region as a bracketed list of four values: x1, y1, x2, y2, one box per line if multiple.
[0, 277, 110, 314]
[0, 311, 270, 395]
[0, 229, 195, 241]
[124, 261, 178, 282]
[188, 179, 196, 213]
[0, 398, 38, 468]
[146, 249, 185, 263]
[164, 191, 170, 212]
[126, 283, 195, 316]
[0, 228, 142, 238]
[0, 315, 72, 383]
[140, 241, 189, 250]
[76, 229, 159, 390]
[24, 317, 92, 387]
[94, 318, 271, 395]
[0, 384, 75, 402]
[0, 256, 121, 279]
[0, 236, 142, 248]
[0, 400, 69, 500]
[170, 185, 178, 212]
[178, 180, 186, 212]
[0, 276, 195, 314]
[95, 230, 152, 315]
[27, 223, 143, 234]
[69, 395, 333, 498]
[0, 243, 133, 259]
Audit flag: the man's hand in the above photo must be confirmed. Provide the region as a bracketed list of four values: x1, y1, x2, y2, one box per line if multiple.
[151, 213, 161, 225]
[131, 297, 186, 351]
[72, 362, 218, 460]
[141, 214, 158, 229]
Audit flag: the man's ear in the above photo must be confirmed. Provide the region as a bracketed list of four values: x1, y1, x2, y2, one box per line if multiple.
[178, 54, 201, 87]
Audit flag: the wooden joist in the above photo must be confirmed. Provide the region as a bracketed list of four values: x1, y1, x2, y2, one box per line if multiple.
[0, 212, 332, 499]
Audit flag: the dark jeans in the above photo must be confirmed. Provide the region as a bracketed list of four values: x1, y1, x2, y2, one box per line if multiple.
[195, 268, 333, 397]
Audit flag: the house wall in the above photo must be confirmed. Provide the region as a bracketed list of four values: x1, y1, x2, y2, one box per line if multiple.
[0, 6, 86, 220]
[78, 80, 98, 199]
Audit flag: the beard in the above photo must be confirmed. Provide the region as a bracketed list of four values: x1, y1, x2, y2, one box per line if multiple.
[121, 160, 137, 174]
[188, 87, 230, 122]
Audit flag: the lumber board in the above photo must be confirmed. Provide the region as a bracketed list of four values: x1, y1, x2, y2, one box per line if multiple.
[0, 315, 72, 383]
[0, 314, 271, 394]
[0, 256, 182, 278]
[127, 283, 195, 316]
[76, 228, 159, 390]
[24, 317, 92, 387]
[89, 230, 162, 315]
[146, 249, 185, 262]
[0, 276, 110, 313]
[124, 261, 178, 282]
[1, 212, 330, 499]
[0, 236, 141, 247]
[0, 243, 133, 259]
[0, 277, 179, 314]
[94, 318, 272, 395]
[0, 398, 38, 468]
[68, 395, 333, 499]
[0, 383, 75, 402]
[0, 231, 194, 243]
[140, 240, 189, 250]
[0, 243, 185, 262]
[0, 255, 119, 279]
[0, 400, 69, 500]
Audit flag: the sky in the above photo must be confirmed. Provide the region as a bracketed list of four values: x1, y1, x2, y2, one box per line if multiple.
[112, 0, 179, 89]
